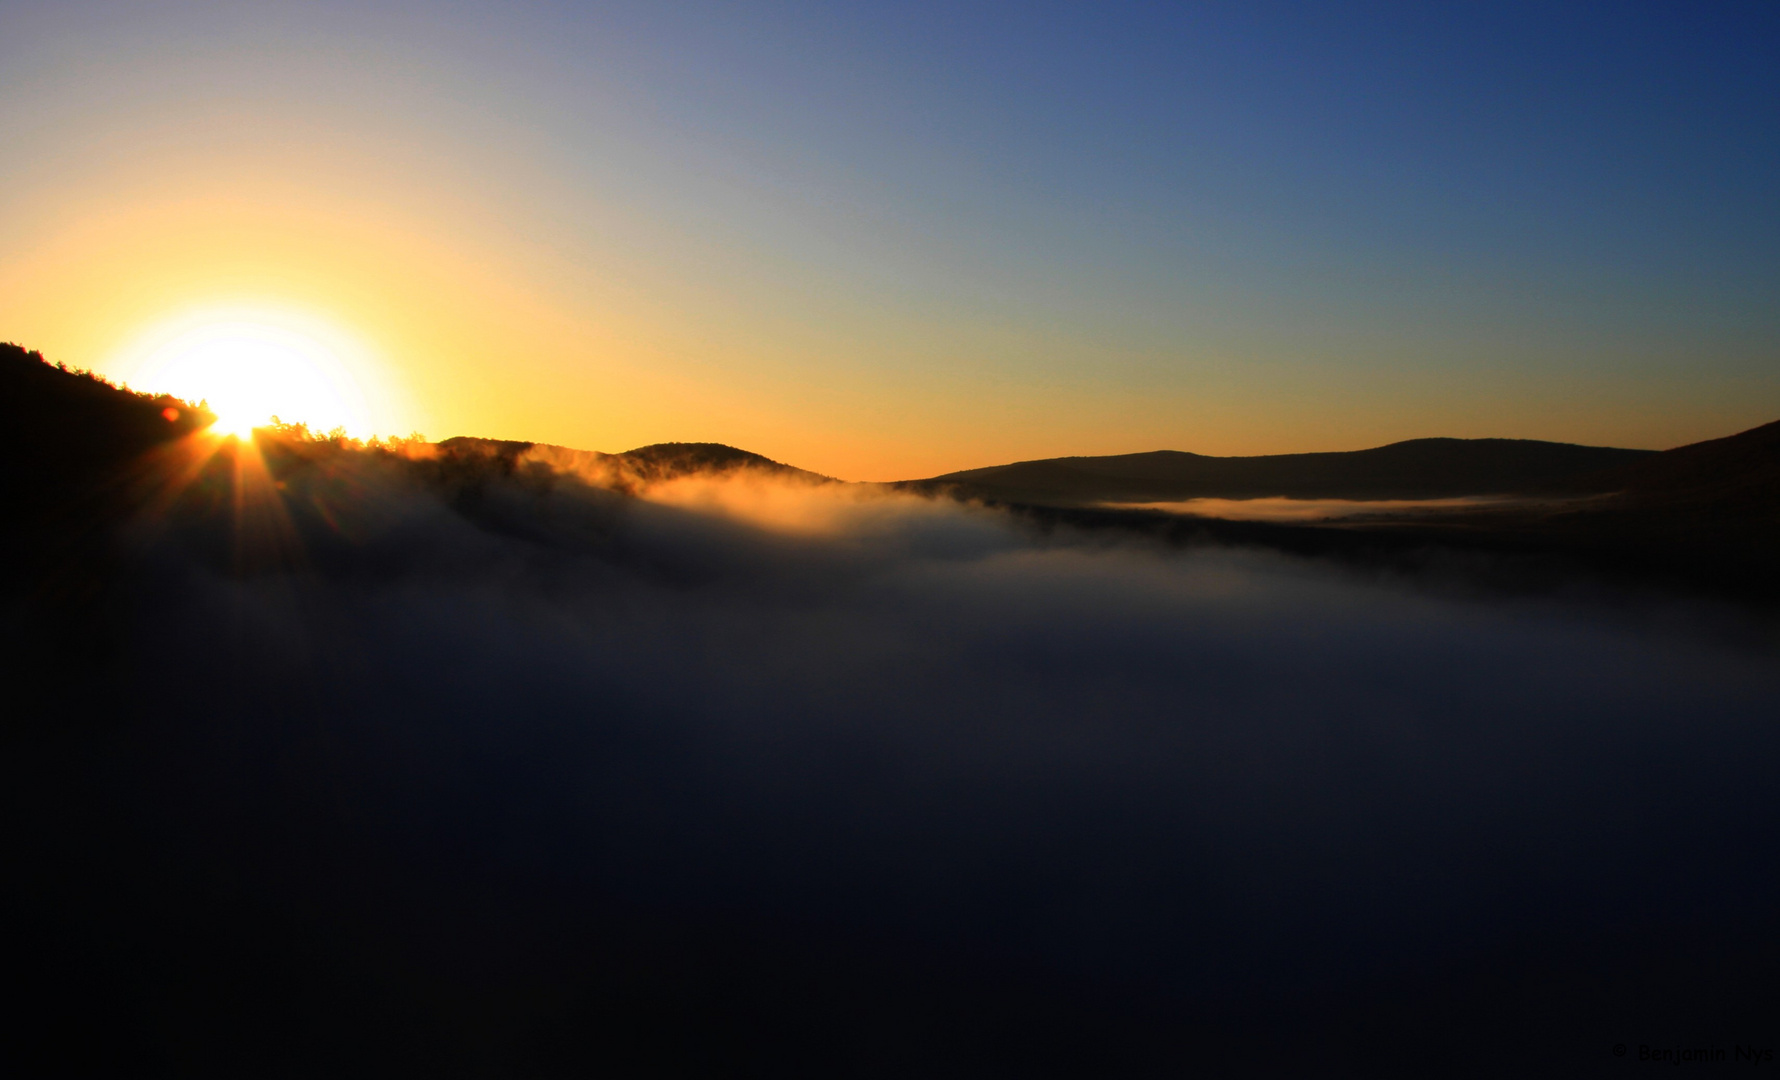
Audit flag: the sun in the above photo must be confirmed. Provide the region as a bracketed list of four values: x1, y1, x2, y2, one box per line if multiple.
[116, 313, 377, 439]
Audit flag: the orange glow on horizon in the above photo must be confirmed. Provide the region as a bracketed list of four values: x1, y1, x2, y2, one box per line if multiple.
[4, 169, 1756, 483]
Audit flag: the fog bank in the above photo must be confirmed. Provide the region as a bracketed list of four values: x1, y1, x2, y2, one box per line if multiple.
[13, 443, 1780, 1072]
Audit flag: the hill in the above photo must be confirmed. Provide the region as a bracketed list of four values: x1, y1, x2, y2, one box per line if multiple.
[1098, 417, 1780, 601]
[435, 437, 832, 495]
[0, 341, 210, 515]
[1380, 418, 1780, 578]
[1539, 418, 1780, 516]
[910, 438, 1654, 505]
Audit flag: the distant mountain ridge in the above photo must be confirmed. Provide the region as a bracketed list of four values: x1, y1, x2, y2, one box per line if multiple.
[434, 437, 832, 495]
[1320, 418, 1780, 597]
[910, 438, 1657, 505]
[1538, 419, 1780, 518]
[613, 442, 830, 484]
[4, 341, 1778, 601]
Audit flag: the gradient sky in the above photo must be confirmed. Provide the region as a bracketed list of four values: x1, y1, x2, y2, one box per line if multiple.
[2, 1, 1776, 479]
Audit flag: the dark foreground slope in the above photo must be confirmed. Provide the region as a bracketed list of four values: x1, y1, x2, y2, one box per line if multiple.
[0, 342, 211, 513]
[1, 343, 213, 670]
[913, 437, 1654, 505]
[6, 347, 1780, 1078]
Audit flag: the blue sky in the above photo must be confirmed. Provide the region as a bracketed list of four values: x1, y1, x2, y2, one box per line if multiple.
[3, 1, 1776, 475]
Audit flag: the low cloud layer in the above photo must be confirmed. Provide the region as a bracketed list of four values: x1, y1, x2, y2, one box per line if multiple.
[21, 442, 1780, 1067]
[1120, 494, 1526, 521]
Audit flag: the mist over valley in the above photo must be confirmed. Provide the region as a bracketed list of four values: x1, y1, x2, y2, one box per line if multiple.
[7, 346, 1780, 1075]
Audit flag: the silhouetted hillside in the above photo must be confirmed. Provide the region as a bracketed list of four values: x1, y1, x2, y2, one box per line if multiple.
[616, 441, 827, 483]
[1370, 418, 1780, 594]
[434, 437, 832, 496]
[913, 438, 1654, 505]
[1542, 418, 1780, 517]
[0, 342, 210, 516]
[1034, 417, 1780, 601]
[1, 345, 213, 721]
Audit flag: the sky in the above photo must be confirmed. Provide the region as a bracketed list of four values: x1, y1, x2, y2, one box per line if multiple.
[2, 1, 1777, 479]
